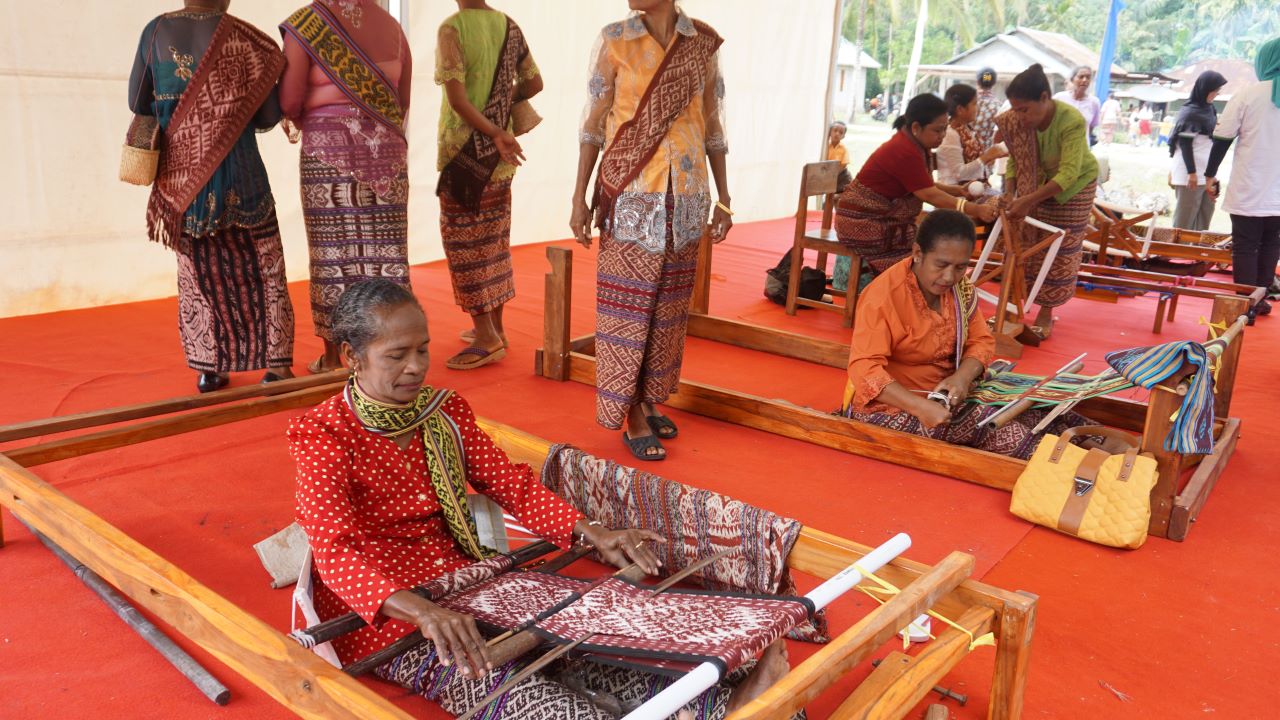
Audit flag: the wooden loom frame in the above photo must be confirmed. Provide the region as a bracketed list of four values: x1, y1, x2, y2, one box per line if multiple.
[535, 246, 1247, 542]
[0, 374, 1038, 720]
[1088, 203, 1233, 267]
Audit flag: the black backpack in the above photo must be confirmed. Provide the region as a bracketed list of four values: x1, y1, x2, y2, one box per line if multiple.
[763, 249, 826, 306]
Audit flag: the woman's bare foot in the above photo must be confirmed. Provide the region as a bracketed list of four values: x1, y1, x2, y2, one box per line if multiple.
[726, 640, 790, 714]
[308, 340, 344, 374]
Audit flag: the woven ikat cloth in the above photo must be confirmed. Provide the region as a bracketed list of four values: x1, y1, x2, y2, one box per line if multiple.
[542, 444, 829, 643]
[434, 572, 812, 676]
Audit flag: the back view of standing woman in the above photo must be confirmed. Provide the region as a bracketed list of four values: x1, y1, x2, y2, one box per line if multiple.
[1205, 37, 1280, 324]
[280, 0, 412, 373]
[130, 0, 296, 393]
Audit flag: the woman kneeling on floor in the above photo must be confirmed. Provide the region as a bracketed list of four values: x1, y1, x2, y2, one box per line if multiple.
[841, 210, 1091, 460]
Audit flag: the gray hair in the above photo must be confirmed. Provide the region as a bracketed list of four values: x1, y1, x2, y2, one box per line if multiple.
[331, 279, 422, 356]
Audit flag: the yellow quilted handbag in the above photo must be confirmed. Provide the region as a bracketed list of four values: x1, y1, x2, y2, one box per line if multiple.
[1010, 426, 1158, 549]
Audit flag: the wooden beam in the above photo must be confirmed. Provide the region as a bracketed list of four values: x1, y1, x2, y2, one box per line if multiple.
[1208, 295, 1248, 418]
[1140, 374, 1188, 539]
[989, 590, 1038, 720]
[829, 606, 995, 720]
[728, 552, 975, 720]
[686, 314, 848, 368]
[541, 247, 573, 381]
[0, 371, 349, 444]
[563, 351, 1026, 493]
[5, 382, 346, 468]
[0, 455, 415, 720]
[1169, 417, 1240, 541]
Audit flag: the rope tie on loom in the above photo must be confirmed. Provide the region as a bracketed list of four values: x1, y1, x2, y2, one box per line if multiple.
[851, 564, 997, 652]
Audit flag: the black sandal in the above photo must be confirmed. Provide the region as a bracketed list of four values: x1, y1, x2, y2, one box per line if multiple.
[622, 431, 666, 461]
[645, 413, 679, 439]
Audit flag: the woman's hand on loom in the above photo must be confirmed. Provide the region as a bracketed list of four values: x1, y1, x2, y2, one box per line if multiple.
[972, 202, 998, 224]
[933, 373, 972, 407]
[915, 400, 952, 430]
[1005, 195, 1035, 221]
[493, 131, 525, 166]
[570, 199, 594, 248]
[412, 599, 493, 677]
[580, 523, 666, 576]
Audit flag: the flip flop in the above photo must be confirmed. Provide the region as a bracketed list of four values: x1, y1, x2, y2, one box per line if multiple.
[459, 329, 509, 347]
[645, 413, 678, 439]
[307, 356, 341, 375]
[445, 346, 507, 370]
[621, 431, 665, 461]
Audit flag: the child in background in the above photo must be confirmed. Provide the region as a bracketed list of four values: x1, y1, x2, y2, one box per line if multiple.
[828, 120, 852, 191]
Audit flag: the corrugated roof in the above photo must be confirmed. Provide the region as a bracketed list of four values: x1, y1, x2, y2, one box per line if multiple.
[836, 39, 881, 69]
[1168, 58, 1257, 99]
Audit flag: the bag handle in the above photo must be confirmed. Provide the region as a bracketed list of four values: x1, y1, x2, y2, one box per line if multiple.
[1049, 425, 1139, 463]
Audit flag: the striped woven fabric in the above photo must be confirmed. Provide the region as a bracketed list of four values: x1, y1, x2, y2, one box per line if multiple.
[1105, 340, 1222, 454]
[966, 370, 1133, 408]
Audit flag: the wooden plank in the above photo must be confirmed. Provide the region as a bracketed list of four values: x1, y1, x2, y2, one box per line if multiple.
[0, 371, 349, 444]
[728, 552, 974, 720]
[5, 383, 346, 468]
[1208, 295, 1249, 418]
[989, 590, 1038, 720]
[541, 247, 573, 381]
[1169, 417, 1240, 541]
[564, 351, 1026, 493]
[569, 334, 597, 355]
[691, 231, 713, 315]
[0, 455, 415, 720]
[830, 606, 995, 720]
[1075, 272, 1243, 302]
[686, 314, 848, 368]
[1141, 375, 1189, 539]
[1074, 395, 1147, 431]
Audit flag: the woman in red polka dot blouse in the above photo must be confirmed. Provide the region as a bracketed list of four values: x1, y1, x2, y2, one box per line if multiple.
[288, 278, 786, 718]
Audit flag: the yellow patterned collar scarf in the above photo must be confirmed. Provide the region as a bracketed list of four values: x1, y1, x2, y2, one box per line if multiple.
[345, 380, 495, 560]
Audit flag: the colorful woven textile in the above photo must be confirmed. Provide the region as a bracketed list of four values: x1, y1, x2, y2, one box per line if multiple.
[593, 20, 722, 228]
[147, 15, 284, 248]
[594, 204, 699, 429]
[300, 148, 409, 339]
[844, 403, 1091, 461]
[346, 382, 495, 560]
[436, 17, 526, 211]
[1106, 341, 1217, 453]
[834, 178, 925, 274]
[440, 180, 516, 315]
[174, 214, 294, 373]
[435, 571, 811, 677]
[966, 370, 1132, 408]
[280, 3, 405, 135]
[542, 444, 829, 643]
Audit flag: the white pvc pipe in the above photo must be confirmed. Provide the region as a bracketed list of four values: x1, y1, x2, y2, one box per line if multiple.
[620, 533, 913, 720]
[1023, 231, 1064, 314]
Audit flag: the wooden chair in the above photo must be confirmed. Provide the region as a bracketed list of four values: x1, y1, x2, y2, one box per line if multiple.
[785, 161, 861, 328]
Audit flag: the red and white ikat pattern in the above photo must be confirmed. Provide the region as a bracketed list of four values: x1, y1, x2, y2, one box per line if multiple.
[436, 572, 583, 628]
[288, 391, 582, 664]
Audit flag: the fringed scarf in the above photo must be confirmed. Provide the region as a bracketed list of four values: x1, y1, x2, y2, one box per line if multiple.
[1105, 341, 1217, 454]
[592, 19, 722, 232]
[436, 17, 528, 211]
[146, 15, 284, 248]
[996, 108, 1038, 200]
[345, 380, 495, 560]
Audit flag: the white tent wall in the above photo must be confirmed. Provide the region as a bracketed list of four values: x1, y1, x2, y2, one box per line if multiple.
[0, 1, 836, 318]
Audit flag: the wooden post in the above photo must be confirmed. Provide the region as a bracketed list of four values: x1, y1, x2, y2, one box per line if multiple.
[542, 247, 573, 381]
[1208, 294, 1248, 418]
[691, 231, 713, 315]
[988, 590, 1037, 720]
[1142, 374, 1188, 538]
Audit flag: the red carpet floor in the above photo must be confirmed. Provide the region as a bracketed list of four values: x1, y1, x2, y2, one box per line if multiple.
[1, 216, 1276, 719]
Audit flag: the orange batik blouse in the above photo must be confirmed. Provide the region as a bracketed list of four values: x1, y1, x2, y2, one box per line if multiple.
[580, 11, 727, 253]
[844, 258, 996, 414]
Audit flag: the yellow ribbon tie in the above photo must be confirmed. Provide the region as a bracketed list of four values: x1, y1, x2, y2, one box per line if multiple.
[852, 566, 996, 652]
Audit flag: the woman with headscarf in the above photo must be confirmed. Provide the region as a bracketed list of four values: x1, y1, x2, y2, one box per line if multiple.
[1205, 37, 1280, 324]
[1168, 71, 1228, 231]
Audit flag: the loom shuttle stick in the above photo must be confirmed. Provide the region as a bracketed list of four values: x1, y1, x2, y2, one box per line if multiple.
[619, 533, 913, 720]
[456, 634, 596, 720]
[18, 519, 232, 706]
[649, 547, 738, 595]
[980, 353, 1087, 429]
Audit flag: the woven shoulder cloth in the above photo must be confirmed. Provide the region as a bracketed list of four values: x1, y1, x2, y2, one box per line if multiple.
[146, 15, 285, 247]
[995, 109, 1038, 199]
[280, 2, 405, 136]
[951, 276, 978, 368]
[436, 16, 528, 211]
[346, 383, 496, 560]
[1105, 340, 1217, 454]
[592, 19, 723, 231]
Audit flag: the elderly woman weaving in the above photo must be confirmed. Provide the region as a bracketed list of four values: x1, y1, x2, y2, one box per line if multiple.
[842, 211, 1090, 460]
[289, 279, 786, 719]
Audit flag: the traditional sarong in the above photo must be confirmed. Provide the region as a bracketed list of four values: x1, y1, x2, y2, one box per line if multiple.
[834, 179, 925, 274]
[439, 181, 516, 315]
[1021, 181, 1096, 308]
[843, 404, 1090, 461]
[595, 196, 698, 429]
[174, 215, 294, 373]
[543, 444, 829, 643]
[376, 639, 746, 720]
[283, 4, 410, 340]
[300, 123, 409, 340]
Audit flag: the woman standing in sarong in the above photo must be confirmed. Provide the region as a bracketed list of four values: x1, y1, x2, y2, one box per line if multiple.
[842, 211, 1090, 459]
[999, 64, 1099, 340]
[434, 0, 543, 370]
[130, 0, 295, 393]
[569, 1, 731, 461]
[834, 93, 997, 283]
[280, 0, 411, 374]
